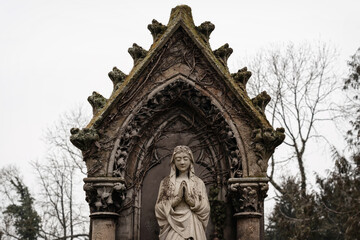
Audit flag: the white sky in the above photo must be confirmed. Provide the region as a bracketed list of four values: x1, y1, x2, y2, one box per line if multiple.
[1, 0, 359, 215]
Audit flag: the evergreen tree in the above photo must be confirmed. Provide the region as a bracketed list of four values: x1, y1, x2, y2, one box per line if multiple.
[3, 177, 41, 240]
[265, 177, 322, 240]
[343, 47, 360, 147]
[316, 151, 360, 240]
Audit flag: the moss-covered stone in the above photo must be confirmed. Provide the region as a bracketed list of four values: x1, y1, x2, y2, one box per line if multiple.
[128, 43, 148, 65]
[108, 67, 127, 91]
[70, 127, 99, 151]
[169, 5, 193, 23]
[88, 91, 107, 115]
[252, 127, 285, 171]
[213, 43, 233, 67]
[196, 21, 215, 42]
[231, 67, 252, 89]
[148, 19, 167, 41]
[251, 91, 271, 114]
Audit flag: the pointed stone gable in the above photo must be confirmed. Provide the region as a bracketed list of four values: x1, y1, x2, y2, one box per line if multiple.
[70, 5, 285, 240]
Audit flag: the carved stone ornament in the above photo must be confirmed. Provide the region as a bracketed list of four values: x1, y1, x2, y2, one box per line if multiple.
[251, 91, 271, 115]
[88, 91, 107, 115]
[70, 127, 99, 152]
[213, 43, 233, 66]
[228, 178, 269, 214]
[128, 43, 148, 65]
[108, 66, 127, 91]
[83, 178, 126, 214]
[196, 21, 215, 42]
[231, 67, 252, 90]
[111, 80, 243, 178]
[147, 19, 167, 41]
[252, 127, 285, 172]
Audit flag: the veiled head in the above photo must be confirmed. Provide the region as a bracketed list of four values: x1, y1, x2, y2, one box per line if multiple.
[170, 145, 195, 175]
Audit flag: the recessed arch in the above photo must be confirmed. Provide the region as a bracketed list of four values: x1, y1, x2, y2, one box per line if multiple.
[108, 75, 247, 179]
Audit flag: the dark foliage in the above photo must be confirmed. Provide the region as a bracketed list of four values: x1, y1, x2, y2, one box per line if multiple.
[316, 151, 360, 240]
[3, 177, 41, 240]
[344, 48, 360, 147]
[266, 152, 360, 240]
[265, 178, 322, 240]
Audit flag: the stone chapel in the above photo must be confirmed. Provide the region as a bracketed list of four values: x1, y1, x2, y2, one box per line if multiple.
[70, 5, 285, 240]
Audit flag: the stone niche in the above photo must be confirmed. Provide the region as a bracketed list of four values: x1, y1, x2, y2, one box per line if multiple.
[70, 5, 284, 240]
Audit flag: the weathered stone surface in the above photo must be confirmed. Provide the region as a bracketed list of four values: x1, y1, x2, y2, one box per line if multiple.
[232, 67, 252, 90]
[148, 19, 167, 41]
[108, 67, 127, 91]
[70, 127, 99, 151]
[128, 43, 148, 65]
[252, 128, 285, 172]
[213, 43, 233, 66]
[196, 21, 215, 42]
[70, 4, 285, 240]
[88, 91, 107, 115]
[251, 91, 271, 114]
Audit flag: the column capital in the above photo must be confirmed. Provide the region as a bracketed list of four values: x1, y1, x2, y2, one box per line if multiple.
[83, 177, 126, 215]
[228, 178, 269, 215]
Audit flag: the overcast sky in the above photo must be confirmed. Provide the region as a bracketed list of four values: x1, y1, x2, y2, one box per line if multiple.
[1, 0, 359, 207]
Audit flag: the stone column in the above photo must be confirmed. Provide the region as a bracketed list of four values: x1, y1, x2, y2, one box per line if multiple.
[83, 177, 126, 240]
[228, 177, 269, 240]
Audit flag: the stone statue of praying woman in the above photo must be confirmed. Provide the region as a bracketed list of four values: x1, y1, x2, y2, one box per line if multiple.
[155, 145, 210, 240]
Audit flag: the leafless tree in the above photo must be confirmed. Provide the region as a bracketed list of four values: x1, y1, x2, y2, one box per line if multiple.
[243, 42, 338, 194]
[32, 107, 91, 239]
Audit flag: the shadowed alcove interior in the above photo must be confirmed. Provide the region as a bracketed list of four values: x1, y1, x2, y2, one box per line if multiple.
[113, 79, 239, 239]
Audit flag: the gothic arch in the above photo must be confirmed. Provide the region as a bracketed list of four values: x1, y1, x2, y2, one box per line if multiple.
[109, 76, 247, 180]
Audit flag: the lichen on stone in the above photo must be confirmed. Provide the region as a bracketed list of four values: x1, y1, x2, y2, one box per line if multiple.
[252, 127, 285, 171]
[251, 91, 271, 114]
[231, 67, 252, 89]
[128, 43, 148, 65]
[108, 67, 127, 91]
[196, 21, 215, 42]
[87, 91, 107, 115]
[70, 127, 99, 151]
[213, 43, 233, 67]
[148, 19, 167, 41]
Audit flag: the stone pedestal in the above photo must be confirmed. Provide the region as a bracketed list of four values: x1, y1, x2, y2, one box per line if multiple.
[229, 177, 269, 240]
[91, 212, 119, 240]
[235, 212, 262, 240]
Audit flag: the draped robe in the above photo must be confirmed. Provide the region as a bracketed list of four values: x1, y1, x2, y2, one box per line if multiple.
[155, 162, 210, 240]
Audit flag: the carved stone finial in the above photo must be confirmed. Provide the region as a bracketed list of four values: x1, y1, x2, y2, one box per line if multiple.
[147, 19, 167, 41]
[87, 91, 107, 115]
[213, 43, 233, 66]
[128, 43, 148, 65]
[231, 67, 252, 89]
[196, 21, 215, 42]
[251, 91, 271, 114]
[70, 127, 99, 151]
[108, 67, 127, 91]
[252, 128, 285, 171]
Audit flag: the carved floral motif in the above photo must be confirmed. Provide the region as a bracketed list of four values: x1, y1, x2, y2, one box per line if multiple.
[228, 182, 269, 214]
[83, 181, 126, 213]
[251, 127, 285, 172]
[70, 127, 99, 152]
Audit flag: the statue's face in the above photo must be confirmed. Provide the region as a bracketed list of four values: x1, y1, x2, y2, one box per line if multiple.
[174, 152, 191, 173]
